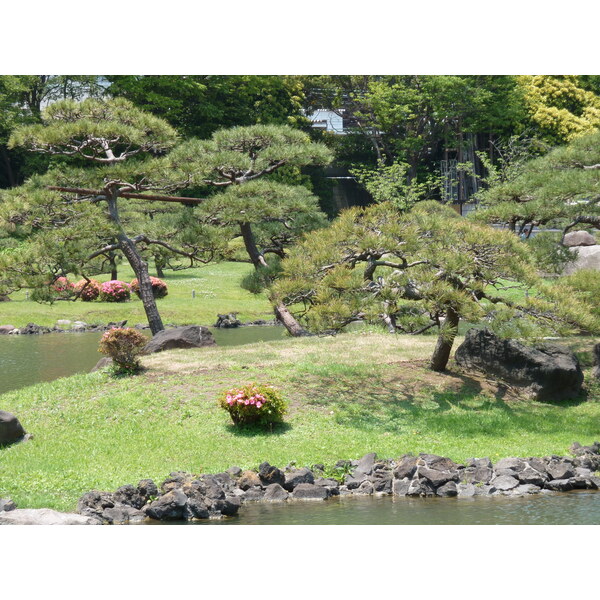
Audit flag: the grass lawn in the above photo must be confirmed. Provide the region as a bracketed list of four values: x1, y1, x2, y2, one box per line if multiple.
[0, 261, 273, 329]
[1, 331, 599, 512]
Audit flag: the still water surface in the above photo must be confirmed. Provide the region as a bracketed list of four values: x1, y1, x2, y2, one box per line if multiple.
[148, 491, 600, 525]
[0, 326, 285, 395]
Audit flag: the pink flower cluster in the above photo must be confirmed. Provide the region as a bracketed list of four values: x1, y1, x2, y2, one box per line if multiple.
[225, 389, 267, 409]
[53, 277, 74, 293]
[100, 280, 130, 302]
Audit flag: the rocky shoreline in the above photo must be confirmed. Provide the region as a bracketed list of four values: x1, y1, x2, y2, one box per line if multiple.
[0, 317, 279, 336]
[2, 442, 598, 525]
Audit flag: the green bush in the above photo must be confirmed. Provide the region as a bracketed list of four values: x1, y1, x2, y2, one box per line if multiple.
[526, 232, 576, 275]
[240, 258, 283, 295]
[98, 327, 148, 372]
[218, 382, 287, 427]
[560, 269, 600, 318]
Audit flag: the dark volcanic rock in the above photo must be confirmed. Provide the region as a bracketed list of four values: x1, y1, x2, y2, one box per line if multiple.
[436, 481, 458, 497]
[144, 325, 216, 354]
[393, 455, 418, 479]
[355, 452, 377, 476]
[491, 475, 520, 491]
[545, 479, 574, 492]
[145, 489, 188, 520]
[258, 462, 286, 487]
[369, 470, 393, 494]
[263, 483, 289, 502]
[238, 470, 262, 490]
[592, 346, 600, 380]
[90, 357, 113, 373]
[291, 483, 329, 500]
[454, 328, 584, 401]
[283, 468, 315, 491]
[0, 498, 16, 512]
[0, 411, 27, 446]
[214, 313, 242, 328]
[546, 460, 575, 481]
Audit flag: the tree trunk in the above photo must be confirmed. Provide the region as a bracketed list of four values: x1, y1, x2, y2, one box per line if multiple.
[0, 146, 16, 187]
[106, 192, 164, 335]
[155, 255, 165, 278]
[430, 307, 460, 372]
[240, 222, 308, 337]
[108, 251, 118, 280]
[240, 222, 268, 268]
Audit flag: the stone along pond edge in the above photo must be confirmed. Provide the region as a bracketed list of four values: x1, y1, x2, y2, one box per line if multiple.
[1, 442, 599, 525]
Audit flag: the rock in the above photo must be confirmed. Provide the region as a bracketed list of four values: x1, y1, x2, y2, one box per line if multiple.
[546, 460, 575, 481]
[344, 472, 367, 490]
[393, 455, 418, 479]
[143, 325, 216, 354]
[291, 483, 329, 500]
[544, 479, 573, 492]
[19, 323, 52, 335]
[511, 484, 541, 495]
[283, 467, 315, 491]
[570, 440, 600, 456]
[0, 498, 16, 512]
[211, 496, 241, 517]
[107, 320, 128, 329]
[103, 505, 146, 524]
[71, 321, 88, 332]
[56, 319, 72, 329]
[418, 454, 459, 472]
[184, 498, 210, 520]
[355, 452, 377, 476]
[369, 470, 393, 494]
[214, 313, 242, 328]
[238, 470, 262, 491]
[491, 475, 520, 491]
[0, 508, 100, 525]
[0, 325, 16, 335]
[258, 462, 286, 487]
[354, 480, 374, 495]
[517, 467, 547, 487]
[563, 230, 597, 247]
[406, 478, 436, 497]
[592, 347, 600, 380]
[457, 483, 476, 497]
[161, 471, 193, 493]
[227, 466, 243, 478]
[0, 410, 26, 446]
[460, 466, 493, 485]
[436, 481, 458, 497]
[314, 477, 340, 488]
[242, 487, 265, 501]
[263, 483, 289, 502]
[392, 478, 410, 496]
[454, 328, 584, 401]
[494, 457, 525, 472]
[90, 357, 113, 373]
[563, 245, 600, 275]
[145, 489, 188, 520]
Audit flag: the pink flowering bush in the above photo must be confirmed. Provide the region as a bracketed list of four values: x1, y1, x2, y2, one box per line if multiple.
[98, 327, 148, 372]
[52, 277, 75, 298]
[130, 276, 168, 299]
[74, 279, 101, 301]
[100, 280, 130, 302]
[218, 383, 287, 427]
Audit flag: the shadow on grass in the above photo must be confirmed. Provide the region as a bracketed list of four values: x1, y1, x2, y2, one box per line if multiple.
[225, 421, 293, 437]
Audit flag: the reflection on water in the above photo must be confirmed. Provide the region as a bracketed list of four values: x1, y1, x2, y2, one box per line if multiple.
[0, 326, 286, 395]
[147, 491, 600, 526]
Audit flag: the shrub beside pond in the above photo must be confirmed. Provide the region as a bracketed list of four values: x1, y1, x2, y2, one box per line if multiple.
[130, 276, 168, 299]
[74, 279, 101, 301]
[98, 327, 147, 372]
[218, 383, 287, 427]
[100, 280, 131, 302]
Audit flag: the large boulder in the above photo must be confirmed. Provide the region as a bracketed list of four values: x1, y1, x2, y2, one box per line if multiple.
[0, 325, 16, 335]
[144, 325, 216, 354]
[0, 411, 26, 446]
[563, 245, 600, 274]
[592, 344, 600, 380]
[454, 328, 584, 401]
[0, 508, 99, 525]
[563, 230, 597, 247]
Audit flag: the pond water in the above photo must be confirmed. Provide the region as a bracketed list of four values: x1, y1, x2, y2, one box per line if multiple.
[0, 326, 286, 396]
[147, 490, 600, 525]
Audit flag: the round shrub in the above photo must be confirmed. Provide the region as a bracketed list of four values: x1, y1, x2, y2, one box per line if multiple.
[98, 327, 148, 372]
[100, 280, 130, 302]
[130, 276, 168, 299]
[218, 383, 287, 427]
[52, 276, 75, 298]
[74, 279, 101, 301]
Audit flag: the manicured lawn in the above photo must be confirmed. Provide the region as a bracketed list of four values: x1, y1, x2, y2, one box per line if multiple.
[1, 331, 598, 512]
[0, 262, 273, 328]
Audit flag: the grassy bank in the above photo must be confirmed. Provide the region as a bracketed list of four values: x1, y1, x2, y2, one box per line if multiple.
[0, 262, 273, 328]
[1, 331, 599, 512]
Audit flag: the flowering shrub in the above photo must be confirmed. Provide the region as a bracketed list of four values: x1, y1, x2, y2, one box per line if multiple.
[74, 279, 101, 301]
[52, 277, 75, 298]
[218, 383, 287, 427]
[98, 327, 148, 372]
[100, 280, 130, 302]
[130, 276, 168, 299]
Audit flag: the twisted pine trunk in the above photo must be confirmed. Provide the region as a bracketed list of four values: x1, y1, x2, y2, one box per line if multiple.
[430, 307, 460, 372]
[106, 191, 164, 335]
[239, 222, 308, 337]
